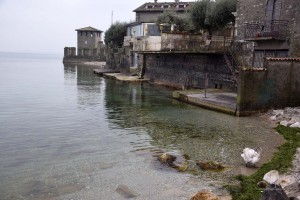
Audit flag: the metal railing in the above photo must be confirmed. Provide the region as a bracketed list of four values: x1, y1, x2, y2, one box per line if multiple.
[244, 20, 289, 40]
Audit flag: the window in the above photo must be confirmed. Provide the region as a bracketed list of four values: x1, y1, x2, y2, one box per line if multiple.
[91, 32, 93, 37]
[178, 4, 185, 8]
[147, 5, 153, 9]
[163, 4, 169, 8]
[85, 41, 87, 45]
[266, 0, 281, 23]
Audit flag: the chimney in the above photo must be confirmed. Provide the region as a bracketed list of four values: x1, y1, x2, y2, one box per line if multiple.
[154, 0, 157, 3]
[175, 0, 179, 2]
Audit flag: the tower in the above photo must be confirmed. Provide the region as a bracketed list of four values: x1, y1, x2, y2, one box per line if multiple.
[75, 26, 103, 57]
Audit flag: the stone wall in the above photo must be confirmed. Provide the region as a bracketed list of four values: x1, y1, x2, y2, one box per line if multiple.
[235, 0, 300, 66]
[237, 59, 300, 114]
[77, 31, 102, 56]
[64, 47, 76, 57]
[143, 53, 236, 89]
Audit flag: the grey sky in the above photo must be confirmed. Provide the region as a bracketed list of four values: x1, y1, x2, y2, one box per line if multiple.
[0, 0, 179, 55]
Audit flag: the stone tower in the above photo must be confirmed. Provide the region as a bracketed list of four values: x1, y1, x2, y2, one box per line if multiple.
[75, 26, 103, 57]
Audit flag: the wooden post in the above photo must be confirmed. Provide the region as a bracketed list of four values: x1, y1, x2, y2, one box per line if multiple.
[204, 73, 208, 98]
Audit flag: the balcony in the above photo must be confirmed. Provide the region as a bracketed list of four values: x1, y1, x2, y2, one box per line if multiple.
[244, 20, 289, 40]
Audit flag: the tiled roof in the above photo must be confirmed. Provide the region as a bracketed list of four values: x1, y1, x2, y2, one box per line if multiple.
[133, 1, 194, 12]
[241, 67, 267, 71]
[75, 26, 103, 32]
[266, 57, 300, 62]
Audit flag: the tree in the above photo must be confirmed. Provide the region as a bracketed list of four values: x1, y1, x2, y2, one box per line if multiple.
[104, 21, 127, 47]
[210, 0, 236, 30]
[190, 0, 236, 33]
[156, 10, 192, 32]
[189, 0, 213, 32]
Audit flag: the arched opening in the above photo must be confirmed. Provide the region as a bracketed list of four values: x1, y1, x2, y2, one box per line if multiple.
[266, 0, 281, 23]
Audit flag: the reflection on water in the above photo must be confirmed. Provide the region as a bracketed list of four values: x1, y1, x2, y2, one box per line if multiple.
[0, 55, 282, 200]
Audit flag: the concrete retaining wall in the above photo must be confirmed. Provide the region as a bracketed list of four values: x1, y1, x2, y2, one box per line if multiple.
[143, 53, 236, 89]
[237, 59, 300, 114]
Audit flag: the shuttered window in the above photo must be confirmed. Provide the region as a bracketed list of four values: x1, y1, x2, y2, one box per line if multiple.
[266, 0, 281, 23]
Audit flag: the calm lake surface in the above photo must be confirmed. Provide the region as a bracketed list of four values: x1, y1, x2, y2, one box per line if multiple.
[0, 52, 282, 200]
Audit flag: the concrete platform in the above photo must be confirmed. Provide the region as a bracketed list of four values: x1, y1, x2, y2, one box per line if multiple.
[103, 73, 149, 83]
[173, 89, 238, 116]
[93, 69, 120, 76]
[96, 71, 238, 115]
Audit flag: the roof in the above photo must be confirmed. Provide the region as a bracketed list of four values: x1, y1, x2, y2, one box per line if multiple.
[133, 1, 194, 12]
[266, 57, 300, 62]
[75, 26, 103, 32]
[126, 21, 157, 27]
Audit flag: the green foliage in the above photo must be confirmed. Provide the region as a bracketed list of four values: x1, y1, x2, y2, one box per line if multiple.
[227, 125, 300, 200]
[190, 0, 236, 32]
[190, 0, 212, 31]
[210, 0, 236, 29]
[104, 21, 127, 47]
[156, 10, 194, 32]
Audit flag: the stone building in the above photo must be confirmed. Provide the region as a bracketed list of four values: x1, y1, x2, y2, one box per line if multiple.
[235, 0, 300, 114]
[63, 26, 106, 62]
[75, 26, 103, 57]
[235, 0, 300, 67]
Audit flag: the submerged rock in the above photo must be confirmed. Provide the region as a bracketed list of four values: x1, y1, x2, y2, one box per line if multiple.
[196, 161, 225, 172]
[116, 184, 139, 198]
[158, 152, 193, 172]
[190, 190, 220, 200]
[158, 153, 176, 166]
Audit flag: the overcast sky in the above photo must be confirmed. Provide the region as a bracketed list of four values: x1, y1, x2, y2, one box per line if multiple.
[0, 0, 182, 55]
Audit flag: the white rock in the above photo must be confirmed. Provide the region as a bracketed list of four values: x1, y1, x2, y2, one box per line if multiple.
[263, 170, 279, 184]
[290, 122, 300, 128]
[280, 120, 289, 126]
[288, 118, 297, 125]
[273, 110, 284, 116]
[270, 115, 277, 120]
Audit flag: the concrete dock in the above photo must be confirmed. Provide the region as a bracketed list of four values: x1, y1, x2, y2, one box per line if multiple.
[173, 89, 238, 116]
[93, 69, 120, 76]
[94, 70, 238, 115]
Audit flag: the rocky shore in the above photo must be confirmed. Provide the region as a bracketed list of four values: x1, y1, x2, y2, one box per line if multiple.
[266, 108, 300, 199]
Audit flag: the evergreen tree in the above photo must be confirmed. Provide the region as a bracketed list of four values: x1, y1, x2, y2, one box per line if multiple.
[104, 21, 127, 47]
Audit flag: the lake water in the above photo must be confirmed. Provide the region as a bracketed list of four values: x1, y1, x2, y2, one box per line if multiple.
[0, 52, 282, 200]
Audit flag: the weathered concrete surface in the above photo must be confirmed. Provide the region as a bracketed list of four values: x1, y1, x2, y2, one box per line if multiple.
[238, 60, 300, 114]
[173, 89, 238, 116]
[103, 73, 149, 83]
[93, 69, 120, 76]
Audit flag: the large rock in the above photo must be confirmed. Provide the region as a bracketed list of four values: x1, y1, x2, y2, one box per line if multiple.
[158, 152, 192, 172]
[261, 184, 289, 200]
[158, 153, 176, 166]
[263, 170, 279, 184]
[190, 191, 220, 200]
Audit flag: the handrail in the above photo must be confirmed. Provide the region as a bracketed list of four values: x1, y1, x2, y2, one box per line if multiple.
[244, 20, 289, 39]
